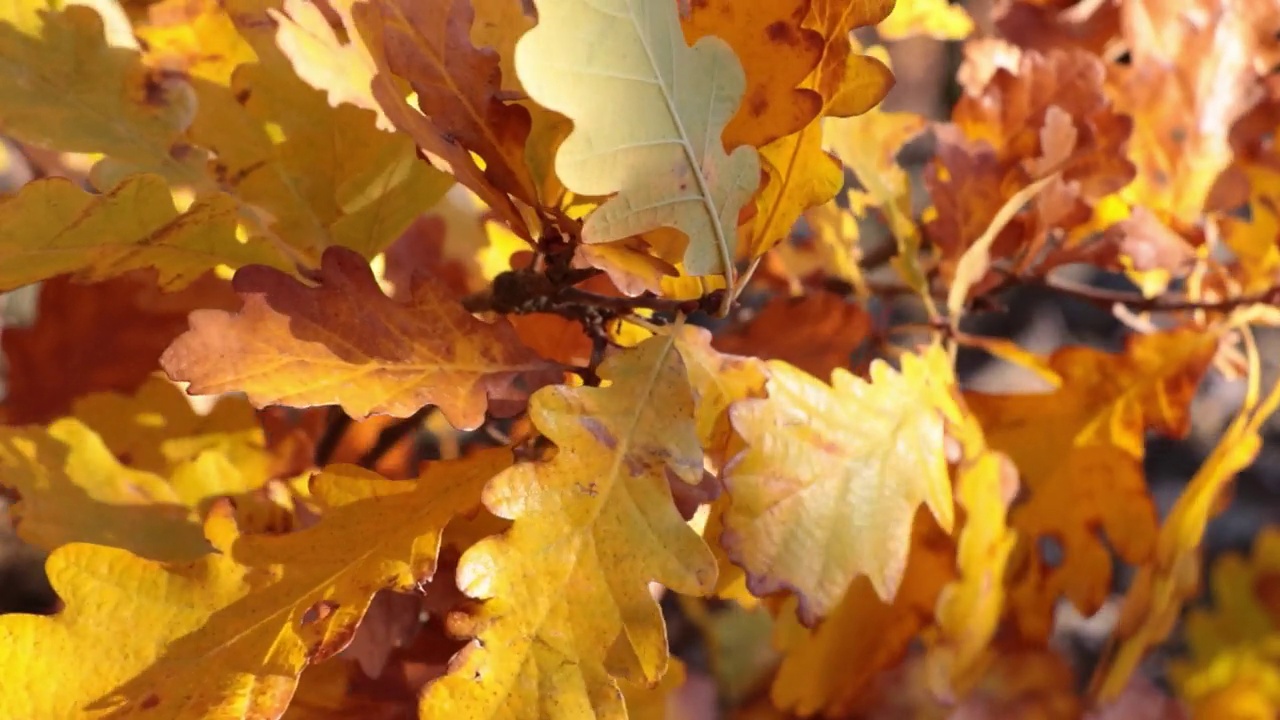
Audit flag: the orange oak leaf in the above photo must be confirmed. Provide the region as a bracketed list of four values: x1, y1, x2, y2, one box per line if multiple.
[362, 0, 536, 207]
[927, 48, 1136, 291]
[723, 344, 958, 623]
[423, 334, 716, 719]
[1096, 356, 1280, 701]
[740, 1, 894, 259]
[0, 449, 504, 718]
[1, 271, 236, 425]
[770, 515, 956, 716]
[161, 246, 557, 431]
[714, 291, 871, 380]
[965, 330, 1218, 643]
[681, 0, 824, 150]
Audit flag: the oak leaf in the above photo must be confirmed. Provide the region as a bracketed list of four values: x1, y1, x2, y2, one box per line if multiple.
[739, 1, 894, 260]
[714, 291, 872, 380]
[0, 418, 211, 561]
[965, 331, 1218, 642]
[673, 324, 768, 468]
[71, 375, 273, 484]
[515, 0, 761, 280]
[0, 449, 504, 718]
[423, 334, 717, 719]
[681, 0, 824, 149]
[1097, 363, 1280, 700]
[161, 246, 557, 431]
[0, 174, 283, 292]
[0, 2, 207, 187]
[770, 515, 956, 716]
[364, 0, 537, 206]
[723, 344, 957, 623]
[187, 0, 455, 262]
[1, 271, 237, 425]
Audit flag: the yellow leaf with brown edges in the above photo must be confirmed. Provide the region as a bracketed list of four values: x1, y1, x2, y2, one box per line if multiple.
[161, 247, 557, 431]
[423, 335, 717, 720]
[723, 344, 957, 623]
[966, 330, 1218, 643]
[0, 449, 504, 718]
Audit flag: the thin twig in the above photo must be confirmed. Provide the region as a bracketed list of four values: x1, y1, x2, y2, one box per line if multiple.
[357, 406, 433, 470]
[313, 407, 352, 468]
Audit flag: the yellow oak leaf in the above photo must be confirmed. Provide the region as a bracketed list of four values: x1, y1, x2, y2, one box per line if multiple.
[161, 246, 558, 431]
[271, 0, 391, 130]
[187, 0, 454, 263]
[0, 2, 207, 187]
[70, 375, 268, 480]
[673, 324, 768, 468]
[364, 0, 538, 207]
[681, 0, 824, 149]
[965, 330, 1218, 643]
[423, 335, 717, 719]
[0, 449, 503, 718]
[0, 174, 285, 292]
[723, 344, 958, 623]
[876, 0, 975, 41]
[135, 0, 258, 84]
[744, 128, 845, 262]
[470, 0, 536, 95]
[1095, 353, 1280, 701]
[770, 514, 956, 716]
[1170, 529, 1280, 719]
[926, 405, 1020, 697]
[515, 0, 761, 280]
[0, 418, 210, 561]
[622, 657, 689, 720]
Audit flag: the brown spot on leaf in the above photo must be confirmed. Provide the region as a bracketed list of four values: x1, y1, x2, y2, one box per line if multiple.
[301, 599, 339, 625]
[765, 20, 794, 44]
[580, 417, 617, 450]
[139, 694, 160, 710]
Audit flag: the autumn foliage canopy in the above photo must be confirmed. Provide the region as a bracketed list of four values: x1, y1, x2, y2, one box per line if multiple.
[1, 0, 1279, 717]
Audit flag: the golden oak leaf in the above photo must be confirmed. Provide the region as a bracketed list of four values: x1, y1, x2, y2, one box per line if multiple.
[738, 2, 893, 260]
[744, 129, 845, 261]
[0, 2, 207, 187]
[515, 0, 761, 280]
[186, 0, 454, 262]
[622, 658, 689, 720]
[161, 246, 557, 431]
[1169, 529, 1280, 719]
[0, 174, 284, 292]
[1, 271, 237, 425]
[681, 0, 824, 149]
[926, 405, 1020, 697]
[423, 335, 717, 719]
[1096, 364, 1280, 701]
[723, 344, 957, 623]
[71, 375, 271, 482]
[770, 514, 956, 717]
[0, 450, 502, 718]
[965, 330, 1218, 643]
[714, 290, 872, 380]
[673, 324, 768, 468]
[365, 0, 537, 206]
[876, 0, 975, 40]
[823, 107, 927, 250]
[271, 0, 391, 130]
[0, 418, 210, 561]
